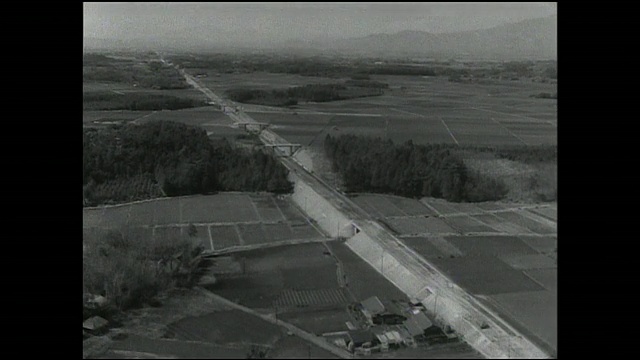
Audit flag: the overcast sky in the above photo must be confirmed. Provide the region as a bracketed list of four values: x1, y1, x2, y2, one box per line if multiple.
[84, 2, 557, 42]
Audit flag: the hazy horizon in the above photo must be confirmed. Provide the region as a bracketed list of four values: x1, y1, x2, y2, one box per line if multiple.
[84, 2, 557, 44]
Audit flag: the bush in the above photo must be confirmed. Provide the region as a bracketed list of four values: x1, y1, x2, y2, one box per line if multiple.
[83, 227, 206, 312]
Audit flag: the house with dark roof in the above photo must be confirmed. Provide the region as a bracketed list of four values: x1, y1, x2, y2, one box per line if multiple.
[347, 329, 375, 353]
[403, 310, 434, 338]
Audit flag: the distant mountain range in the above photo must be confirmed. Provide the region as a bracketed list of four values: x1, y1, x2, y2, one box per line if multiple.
[84, 15, 556, 60]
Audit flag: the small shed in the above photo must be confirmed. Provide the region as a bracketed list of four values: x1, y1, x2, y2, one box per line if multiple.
[371, 327, 390, 351]
[347, 329, 375, 351]
[384, 329, 403, 345]
[396, 326, 416, 346]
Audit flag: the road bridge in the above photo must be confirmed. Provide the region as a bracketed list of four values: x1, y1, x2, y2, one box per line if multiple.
[263, 143, 302, 157]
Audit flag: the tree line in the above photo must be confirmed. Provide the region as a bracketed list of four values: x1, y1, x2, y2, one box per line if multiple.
[83, 92, 207, 111]
[324, 134, 508, 202]
[83, 121, 293, 206]
[224, 83, 384, 107]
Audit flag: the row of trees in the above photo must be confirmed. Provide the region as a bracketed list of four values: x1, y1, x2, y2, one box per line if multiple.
[225, 83, 384, 106]
[83, 121, 293, 206]
[324, 135, 508, 202]
[83, 92, 207, 111]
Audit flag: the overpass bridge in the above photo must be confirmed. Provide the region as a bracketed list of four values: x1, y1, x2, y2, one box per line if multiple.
[263, 143, 302, 157]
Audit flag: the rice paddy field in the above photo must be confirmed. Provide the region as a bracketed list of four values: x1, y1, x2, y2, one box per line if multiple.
[187, 72, 556, 148]
[82, 193, 327, 252]
[350, 194, 557, 354]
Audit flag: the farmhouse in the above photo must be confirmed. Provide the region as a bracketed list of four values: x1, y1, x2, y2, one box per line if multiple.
[403, 310, 433, 337]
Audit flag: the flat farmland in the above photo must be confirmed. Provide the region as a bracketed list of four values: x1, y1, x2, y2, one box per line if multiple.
[82, 81, 140, 93]
[492, 211, 555, 235]
[210, 225, 241, 250]
[263, 223, 296, 242]
[98, 205, 130, 227]
[237, 224, 268, 246]
[518, 236, 556, 254]
[384, 195, 436, 216]
[429, 255, 544, 295]
[207, 243, 342, 309]
[351, 194, 436, 218]
[351, 194, 408, 218]
[169, 310, 283, 346]
[444, 235, 538, 258]
[524, 268, 557, 292]
[442, 215, 497, 233]
[151, 199, 182, 225]
[192, 71, 344, 93]
[268, 75, 555, 146]
[488, 290, 557, 354]
[249, 194, 286, 222]
[83, 110, 153, 124]
[327, 241, 409, 302]
[527, 207, 557, 222]
[499, 254, 557, 270]
[268, 334, 340, 359]
[83, 193, 325, 249]
[124, 202, 155, 226]
[105, 334, 248, 359]
[189, 225, 213, 250]
[180, 195, 258, 223]
[471, 213, 534, 234]
[138, 106, 233, 127]
[402, 237, 450, 260]
[154, 226, 182, 241]
[278, 308, 353, 335]
[419, 199, 461, 216]
[386, 216, 457, 235]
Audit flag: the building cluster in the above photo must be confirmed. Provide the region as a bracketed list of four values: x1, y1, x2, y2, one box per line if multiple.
[325, 296, 440, 356]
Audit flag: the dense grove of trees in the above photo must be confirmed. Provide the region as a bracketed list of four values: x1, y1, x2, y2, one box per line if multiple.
[83, 227, 206, 314]
[83, 121, 292, 206]
[324, 135, 508, 202]
[83, 92, 207, 111]
[225, 83, 383, 106]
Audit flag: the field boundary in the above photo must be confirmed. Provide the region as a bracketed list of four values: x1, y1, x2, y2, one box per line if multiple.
[194, 287, 353, 359]
[204, 236, 333, 256]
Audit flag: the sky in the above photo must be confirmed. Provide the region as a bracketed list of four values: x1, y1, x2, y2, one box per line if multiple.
[84, 2, 557, 44]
